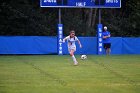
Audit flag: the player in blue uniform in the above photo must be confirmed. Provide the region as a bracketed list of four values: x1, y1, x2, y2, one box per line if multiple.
[63, 30, 82, 65]
[102, 26, 111, 55]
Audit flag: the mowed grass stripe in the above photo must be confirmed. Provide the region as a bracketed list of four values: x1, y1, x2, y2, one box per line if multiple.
[88, 55, 140, 92]
[0, 55, 139, 93]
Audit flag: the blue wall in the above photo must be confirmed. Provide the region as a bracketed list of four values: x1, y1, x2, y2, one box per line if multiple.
[0, 36, 140, 54]
[0, 36, 57, 54]
[122, 38, 140, 54]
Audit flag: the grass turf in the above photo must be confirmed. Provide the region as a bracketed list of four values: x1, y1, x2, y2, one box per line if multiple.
[0, 55, 139, 93]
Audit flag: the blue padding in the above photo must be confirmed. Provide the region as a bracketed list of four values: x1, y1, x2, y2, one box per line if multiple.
[0, 36, 57, 54]
[110, 37, 122, 54]
[0, 36, 140, 54]
[122, 38, 140, 54]
[62, 37, 97, 55]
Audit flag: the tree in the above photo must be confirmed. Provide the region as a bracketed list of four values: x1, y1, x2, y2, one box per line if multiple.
[0, 0, 139, 37]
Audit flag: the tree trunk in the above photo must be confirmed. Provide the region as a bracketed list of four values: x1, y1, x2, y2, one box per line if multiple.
[87, 8, 93, 27]
[92, 8, 98, 27]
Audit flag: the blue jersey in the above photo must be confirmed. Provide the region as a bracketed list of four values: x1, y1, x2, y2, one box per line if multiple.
[102, 31, 111, 43]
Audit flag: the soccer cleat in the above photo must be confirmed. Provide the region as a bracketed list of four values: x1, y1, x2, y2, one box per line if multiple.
[74, 61, 78, 66]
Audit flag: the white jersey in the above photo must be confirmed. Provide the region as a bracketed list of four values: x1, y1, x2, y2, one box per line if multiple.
[65, 36, 79, 51]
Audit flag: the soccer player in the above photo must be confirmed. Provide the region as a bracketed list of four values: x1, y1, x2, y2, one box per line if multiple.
[102, 26, 111, 55]
[63, 30, 82, 65]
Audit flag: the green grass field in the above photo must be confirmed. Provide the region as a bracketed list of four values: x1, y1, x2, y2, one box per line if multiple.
[0, 55, 139, 93]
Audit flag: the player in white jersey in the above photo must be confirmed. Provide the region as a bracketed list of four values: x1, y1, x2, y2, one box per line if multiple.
[63, 30, 82, 65]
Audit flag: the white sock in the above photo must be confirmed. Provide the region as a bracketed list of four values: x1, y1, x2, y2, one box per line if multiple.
[72, 55, 77, 64]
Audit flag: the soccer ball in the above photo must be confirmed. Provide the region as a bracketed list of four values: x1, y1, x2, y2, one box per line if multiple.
[81, 55, 87, 60]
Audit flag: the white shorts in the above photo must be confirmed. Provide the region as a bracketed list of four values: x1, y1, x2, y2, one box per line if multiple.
[68, 46, 76, 52]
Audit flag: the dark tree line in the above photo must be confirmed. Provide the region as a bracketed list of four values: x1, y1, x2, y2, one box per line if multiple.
[0, 0, 140, 37]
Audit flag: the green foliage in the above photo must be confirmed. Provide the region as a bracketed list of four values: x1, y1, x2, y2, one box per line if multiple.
[0, 0, 139, 36]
